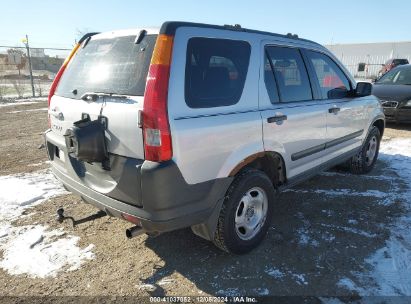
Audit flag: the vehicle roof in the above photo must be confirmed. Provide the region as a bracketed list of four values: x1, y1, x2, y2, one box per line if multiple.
[88, 22, 322, 49]
[386, 58, 409, 63]
[390, 63, 411, 70]
[91, 27, 160, 40]
[160, 21, 322, 47]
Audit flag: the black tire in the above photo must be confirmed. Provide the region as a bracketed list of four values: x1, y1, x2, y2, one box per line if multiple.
[213, 169, 275, 254]
[348, 126, 381, 174]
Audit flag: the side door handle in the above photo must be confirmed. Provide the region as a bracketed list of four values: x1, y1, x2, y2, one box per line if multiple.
[328, 107, 341, 114]
[267, 114, 287, 123]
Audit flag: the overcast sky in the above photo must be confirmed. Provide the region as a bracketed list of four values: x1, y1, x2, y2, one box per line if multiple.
[1, 0, 410, 50]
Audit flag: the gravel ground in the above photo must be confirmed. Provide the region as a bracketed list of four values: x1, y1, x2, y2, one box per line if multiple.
[0, 100, 410, 300]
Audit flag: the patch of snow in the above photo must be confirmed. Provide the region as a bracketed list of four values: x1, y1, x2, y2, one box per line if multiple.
[265, 267, 308, 285]
[137, 283, 156, 291]
[285, 188, 387, 199]
[337, 277, 365, 294]
[27, 162, 45, 167]
[265, 267, 285, 279]
[0, 170, 67, 222]
[291, 273, 308, 285]
[321, 232, 336, 242]
[321, 223, 377, 238]
[0, 224, 11, 241]
[0, 225, 94, 278]
[0, 101, 39, 107]
[321, 171, 395, 181]
[14, 97, 48, 102]
[216, 287, 241, 296]
[0, 170, 95, 278]
[339, 138, 411, 295]
[158, 278, 174, 286]
[253, 287, 269, 295]
[6, 107, 48, 114]
[297, 227, 319, 247]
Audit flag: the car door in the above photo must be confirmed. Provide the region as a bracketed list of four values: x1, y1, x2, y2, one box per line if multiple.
[303, 50, 367, 161]
[260, 44, 329, 179]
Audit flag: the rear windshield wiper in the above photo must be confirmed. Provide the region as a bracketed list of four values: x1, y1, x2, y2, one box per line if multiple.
[81, 92, 128, 102]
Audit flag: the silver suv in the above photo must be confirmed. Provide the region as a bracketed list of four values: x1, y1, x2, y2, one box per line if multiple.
[45, 22, 385, 254]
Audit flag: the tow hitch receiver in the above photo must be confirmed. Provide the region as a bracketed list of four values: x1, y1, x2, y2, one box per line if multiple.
[56, 207, 107, 227]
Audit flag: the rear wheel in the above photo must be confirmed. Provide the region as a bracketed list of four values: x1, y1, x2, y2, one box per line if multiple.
[213, 169, 275, 254]
[348, 126, 381, 174]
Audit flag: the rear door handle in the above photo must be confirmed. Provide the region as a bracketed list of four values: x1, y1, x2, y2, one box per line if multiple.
[267, 114, 287, 123]
[328, 107, 341, 114]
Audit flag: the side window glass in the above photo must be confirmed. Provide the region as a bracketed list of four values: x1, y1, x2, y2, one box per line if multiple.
[265, 46, 312, 102]
[185, 38, 251, 108]
[305, 50, 351, 99]
[264, 53, 280, 103]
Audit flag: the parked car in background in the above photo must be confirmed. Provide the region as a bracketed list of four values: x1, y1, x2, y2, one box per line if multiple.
[373, 64, 411, 123]
[378, 58, 409, 77]
[45, 22, 384, 254]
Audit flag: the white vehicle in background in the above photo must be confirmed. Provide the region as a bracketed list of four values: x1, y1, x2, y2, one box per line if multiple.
[45, 22, 385, 254]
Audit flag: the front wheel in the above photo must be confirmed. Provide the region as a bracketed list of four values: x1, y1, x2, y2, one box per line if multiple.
[348, 126, 381, 174]
[213, 169, 275, 254]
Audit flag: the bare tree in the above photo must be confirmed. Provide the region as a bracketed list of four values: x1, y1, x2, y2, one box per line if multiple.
[7, 49, 27, 76]
[0, 78, 7, 100]
[10, 78, 25, 98]
[34, 78, 43, 97]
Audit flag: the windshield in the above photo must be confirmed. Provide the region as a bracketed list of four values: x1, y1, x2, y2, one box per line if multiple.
[376, 67, 411, 85]
[55, 34, 156, 99]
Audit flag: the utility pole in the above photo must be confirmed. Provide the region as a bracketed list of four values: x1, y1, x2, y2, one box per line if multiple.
[22, 34, 35, 97]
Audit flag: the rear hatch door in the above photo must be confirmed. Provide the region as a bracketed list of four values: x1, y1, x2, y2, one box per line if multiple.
[50, 30, 157, 160]
[48, 30, 157, 206]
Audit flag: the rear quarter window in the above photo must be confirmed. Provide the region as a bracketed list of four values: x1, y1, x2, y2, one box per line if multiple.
[184, 37, 251, 108]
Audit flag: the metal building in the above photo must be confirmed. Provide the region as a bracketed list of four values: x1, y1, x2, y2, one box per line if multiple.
[326, 41, 411, 79]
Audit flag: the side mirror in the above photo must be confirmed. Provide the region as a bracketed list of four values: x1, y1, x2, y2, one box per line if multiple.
[355, 82, 372, 97]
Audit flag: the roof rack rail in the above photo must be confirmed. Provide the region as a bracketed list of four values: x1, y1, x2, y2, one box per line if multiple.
[223, 24, 243, 31]
[159, 22, 321, 47]
[286, 33, 299, 39]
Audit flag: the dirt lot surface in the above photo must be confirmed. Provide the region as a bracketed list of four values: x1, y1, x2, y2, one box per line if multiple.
[0, 100, 49, 175]
[0, 100, 410, 301]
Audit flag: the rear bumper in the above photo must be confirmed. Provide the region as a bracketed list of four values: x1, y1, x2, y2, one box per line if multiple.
[383, 107, 411, 123]
[45, 130, 232, 233]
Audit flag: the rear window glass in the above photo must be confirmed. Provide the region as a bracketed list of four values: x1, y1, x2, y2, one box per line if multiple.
[185, 38, 251, 108]
[55, 34, 156, 99]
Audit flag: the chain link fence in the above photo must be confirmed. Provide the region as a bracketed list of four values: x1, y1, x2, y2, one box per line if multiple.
[0, 46, 70, 100]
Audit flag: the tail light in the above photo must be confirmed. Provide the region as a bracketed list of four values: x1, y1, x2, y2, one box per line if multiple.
[47, 43, 80, 127]
[142, 34, 174, 162]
